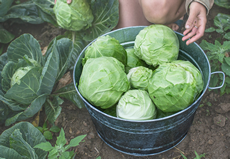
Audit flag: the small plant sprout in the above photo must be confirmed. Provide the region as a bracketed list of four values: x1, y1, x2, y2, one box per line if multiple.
[34, 128, 86, 159]
[36, 121, 61, 140]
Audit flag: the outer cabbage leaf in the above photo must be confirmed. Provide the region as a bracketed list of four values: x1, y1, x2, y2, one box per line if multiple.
[0, 1, 45, 24]
[1, 59, 28, 92]
[0, 52, 7, 91]
[4, 67, 42, 105]
[54, 38, 74, 82]
[53, 83, 85, 109]
[78, 57, 130, 109]
[0, 0, 14, 16]
[37, 39, 59, 95]
[10, 129, 38, 159]
[4, 94, 48, 126]
[44, 96, 63, 124]
[0, 145, 23, 159]
[0, 25, 14, 44]
[7, 34, 44, 65]
[134, 24, 179, 67]
[117, 89, 157, 120]
[0, 122, 47, 159]
[81, 0, 119, 41]
[83, 35, 127, 66]
[31, 0, 58, 26]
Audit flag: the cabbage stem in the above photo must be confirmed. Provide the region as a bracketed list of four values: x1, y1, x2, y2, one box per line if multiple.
[72, 31, 76, 44]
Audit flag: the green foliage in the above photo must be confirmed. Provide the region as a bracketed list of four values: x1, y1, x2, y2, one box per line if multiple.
[200, 40, 230, 95]
[0, 122, 47, 159]
[36, 122, 60, 140]
[34, 128, 86, 159]
[214, 0, 230, 9]
[0, 33, 85, 126]
[205, 13, 230, 40]
[0, 25, 14, 44]
[180, 151, 206, 159]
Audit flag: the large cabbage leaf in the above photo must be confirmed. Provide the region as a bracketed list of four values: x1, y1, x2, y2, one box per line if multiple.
[0, 122, 47, 159]
[0, 25, 14, 44]
[80, 0, 119, 41]
[7, 34, 44, 65]
[0, 0, 14, 16]
[0, 1, 45, 24]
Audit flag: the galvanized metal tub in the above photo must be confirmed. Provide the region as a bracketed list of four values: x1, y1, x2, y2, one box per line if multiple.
[73, 26, 225, 156]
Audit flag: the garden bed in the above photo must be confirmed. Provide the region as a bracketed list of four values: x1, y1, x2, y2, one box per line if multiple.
[0, 3, 230, 159]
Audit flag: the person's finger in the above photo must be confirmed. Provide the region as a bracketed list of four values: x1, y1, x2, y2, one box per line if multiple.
[182, 27, 197, 41]
[185, 21, 206, 45]
[55, 0, 56, 3]
[185, 28, 203, 45]
[67, 0, 72, 4]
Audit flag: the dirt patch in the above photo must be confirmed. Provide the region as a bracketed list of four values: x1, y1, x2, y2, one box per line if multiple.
[1, 3, 230, 159]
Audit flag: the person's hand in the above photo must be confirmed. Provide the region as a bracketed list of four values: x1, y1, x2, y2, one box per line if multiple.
[182, 2, 207, 45]
[54, 0, 72, 4]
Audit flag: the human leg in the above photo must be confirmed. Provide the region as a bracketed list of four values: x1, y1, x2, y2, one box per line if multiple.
[115, 0, 151, 29]
[115, 0, 186, 30]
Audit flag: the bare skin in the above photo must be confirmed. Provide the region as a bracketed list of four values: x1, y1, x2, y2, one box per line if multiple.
[57, 0, 207, 45]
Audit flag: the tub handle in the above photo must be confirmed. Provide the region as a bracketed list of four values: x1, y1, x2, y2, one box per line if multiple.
[208, 71, 225, 90]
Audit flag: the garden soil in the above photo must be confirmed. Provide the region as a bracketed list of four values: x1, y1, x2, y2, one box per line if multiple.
[1, 4, 230, 159]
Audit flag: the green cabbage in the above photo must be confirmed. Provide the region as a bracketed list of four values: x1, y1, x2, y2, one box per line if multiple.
[10, 66, 34, 87]
[125, 48, 147, 73]
[134, 24, 179, 67]
[53, 0, 94, 31]
[148, 60, 204, 113]
[116, 89, 157, 120]
[78, 56, 130, 109]
[82, 35, 127, 66]
[127, 66, 153, 91]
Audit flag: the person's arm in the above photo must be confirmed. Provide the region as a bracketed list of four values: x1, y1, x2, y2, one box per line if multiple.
[182, 0, 214, 45]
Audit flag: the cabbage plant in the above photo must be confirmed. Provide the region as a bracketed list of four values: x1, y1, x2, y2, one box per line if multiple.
[127, 66, 153, 91]
[54, 0, 94, 31]
[78, 56, 130, 109]
[82, 35, 127, 66]
[134, 24, 179, 67]
[148, 60, 204, 113]
[0, 34, 85, 126]
[116, 89, 157, 120]
[0, 122, 47, 159]
[125, 48, 147, 73]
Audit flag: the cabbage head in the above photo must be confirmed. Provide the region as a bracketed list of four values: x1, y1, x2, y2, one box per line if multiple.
[134, 24, 179, 67]
[148, 60, 204, 113]
[54, 0, 94, 31]
[116, 89, 156, 120]
[125, 48, 147, 73]
[78, 56, 130, 109]
[10, 66, 35, 87]
[127, 66, 153, 91]
[82, 35, 127, 66]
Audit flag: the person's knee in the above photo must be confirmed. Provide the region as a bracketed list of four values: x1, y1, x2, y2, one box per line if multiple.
[140, 0, 184, 24]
